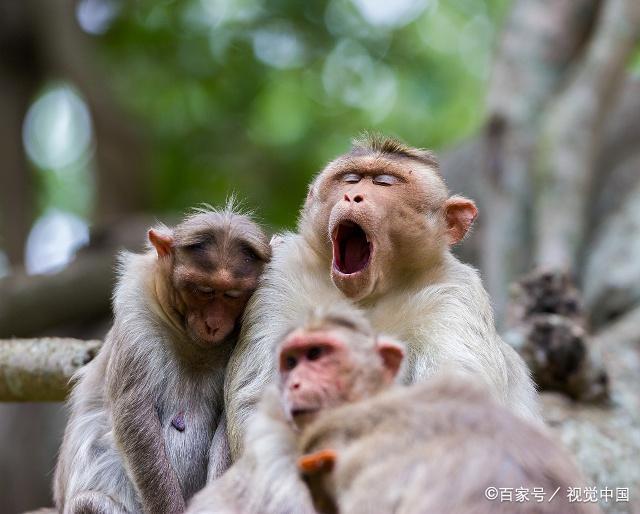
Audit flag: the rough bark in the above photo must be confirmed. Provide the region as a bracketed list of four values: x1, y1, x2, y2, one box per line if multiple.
[542, 311, 640, 513]
[505, 269, 608, 401]
[534, 0, 640, 269]
[0, 338, 101, 401]
[479, 0, 602, 317]
[590, 76, 640, 235]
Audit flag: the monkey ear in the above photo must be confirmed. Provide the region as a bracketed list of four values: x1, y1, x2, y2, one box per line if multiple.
[444, 196, 478, 245]
[298, 449, 337, 476]
[148, 229, 174, 258]
[376, 339, 404, 380]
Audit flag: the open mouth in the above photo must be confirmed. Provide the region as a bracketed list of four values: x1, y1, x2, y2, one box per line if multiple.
[332, 221, 372, 275]
[291, 408, 319, 422]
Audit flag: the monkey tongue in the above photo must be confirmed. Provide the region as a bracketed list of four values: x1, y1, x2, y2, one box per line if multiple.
[333, 222, 371, 275]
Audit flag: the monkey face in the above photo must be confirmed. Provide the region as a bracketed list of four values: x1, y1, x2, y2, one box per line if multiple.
[308, 154, 449, 301]
[173, 243, 266, 345]
[278, 329, 357, 429]
[178, 283, 251, 346]
[277, 324, 404, 429]
[149, 212, 271, 347]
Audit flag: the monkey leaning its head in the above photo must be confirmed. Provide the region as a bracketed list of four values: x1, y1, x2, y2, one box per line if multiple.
[148, 212, 271, 346]
[301, 136, 477, 301]
[277, 309, 404, 430]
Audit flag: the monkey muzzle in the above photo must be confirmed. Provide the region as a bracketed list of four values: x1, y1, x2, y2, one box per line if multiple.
[290, 407, 320, 429]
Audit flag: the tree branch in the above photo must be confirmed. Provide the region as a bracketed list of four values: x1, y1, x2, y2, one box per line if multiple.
[0, 214, 155, 338]
[0, 337, 101, 401]
[487, 0, 600, 124]
[0, 251, 115, 338]
[477, 0, 601, 318]
[535, 0, 640, 268]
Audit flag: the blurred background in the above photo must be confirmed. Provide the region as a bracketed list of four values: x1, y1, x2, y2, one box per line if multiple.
[1, 0, 639, 512]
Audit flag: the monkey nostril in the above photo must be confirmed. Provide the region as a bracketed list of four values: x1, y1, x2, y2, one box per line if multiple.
[205, 322, 218, 336]
[292, 382, 301, 390]
[344, 194, 350, 202]
[353, 194, 364, 203]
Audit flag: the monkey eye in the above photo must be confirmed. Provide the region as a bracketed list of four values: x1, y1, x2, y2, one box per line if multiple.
[241, 244, 260, 263]
[342, 173, 362, 184]
[306, 346, 323, 361]
[372, 174, 400, 186]
[197, 286, 214, 294]
[185, 241, 206, 251]
[284, 355, 298, 370]
[224, 289, 242, 299]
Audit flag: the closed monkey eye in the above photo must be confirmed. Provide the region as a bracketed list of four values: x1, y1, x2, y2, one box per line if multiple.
[372, 174, 400, 186]
[342, 173, 362, 184]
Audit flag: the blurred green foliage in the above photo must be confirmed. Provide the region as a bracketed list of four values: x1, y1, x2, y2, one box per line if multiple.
[97, 0, 511, 229]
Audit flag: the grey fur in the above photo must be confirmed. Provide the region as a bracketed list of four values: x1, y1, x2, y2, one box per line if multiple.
[186, 387, 315, 514]
[54, 251, 232, 514]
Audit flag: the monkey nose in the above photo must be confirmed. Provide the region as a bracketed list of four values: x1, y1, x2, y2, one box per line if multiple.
[205, 322, 219, 337]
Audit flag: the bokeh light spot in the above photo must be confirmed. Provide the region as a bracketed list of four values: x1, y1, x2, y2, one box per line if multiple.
[252, 23, 306, 69]
[351, 0, 429, 29]
[76, 0, 121, 35]
[22, 84, 93, 173]
[25, 210, 90, 275]
[322, 39, 397, 122]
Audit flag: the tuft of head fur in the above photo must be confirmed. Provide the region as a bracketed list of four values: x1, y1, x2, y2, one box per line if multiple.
[146, 196, 271, 262]
[350, 133, 439, 170]
[297, 305, 374, 338]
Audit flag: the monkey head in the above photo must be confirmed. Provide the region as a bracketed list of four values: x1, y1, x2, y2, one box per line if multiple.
[300, 136, 477, 301]
[148, 209, 271, 347]
[277, 309, 404, 430]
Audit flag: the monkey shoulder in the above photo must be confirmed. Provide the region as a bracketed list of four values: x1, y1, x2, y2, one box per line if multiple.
[370, 258, 493, 342]
[235, 233, 339, 357]
[262, 232, 334, 295]
[112, 251, 157, 314]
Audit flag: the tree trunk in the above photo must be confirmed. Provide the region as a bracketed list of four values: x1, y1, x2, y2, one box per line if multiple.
[0, 2, 42, 267]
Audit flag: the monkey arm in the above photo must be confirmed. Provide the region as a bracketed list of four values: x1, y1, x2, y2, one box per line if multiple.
[206, 414, 231, 482]
[106, 330, 186, 514]
[112, 391, 186, 514]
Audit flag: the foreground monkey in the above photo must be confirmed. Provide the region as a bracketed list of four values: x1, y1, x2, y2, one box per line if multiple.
[226, 135, 540, 457]
[299, 376, 601, 514]
[54, 206, 271, 514]
[187, 307, 404, 514]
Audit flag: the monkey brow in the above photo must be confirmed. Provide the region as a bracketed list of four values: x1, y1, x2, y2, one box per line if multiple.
[176, 232, 215, 249]
[320, 315, 372, 335]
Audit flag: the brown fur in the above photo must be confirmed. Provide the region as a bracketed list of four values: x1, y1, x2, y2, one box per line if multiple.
[299, 375, 600, 514]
